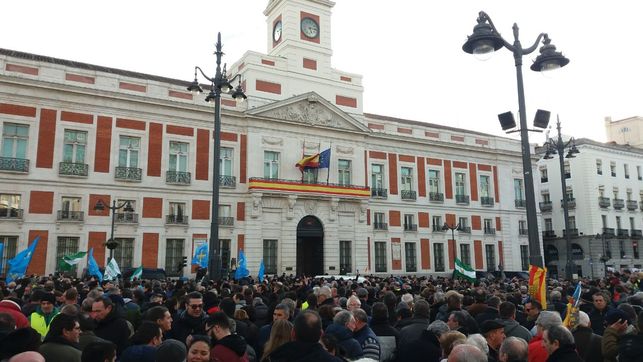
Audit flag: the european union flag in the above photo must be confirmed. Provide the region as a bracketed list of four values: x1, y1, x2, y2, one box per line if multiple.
[87, 248, 103, 282]
[318, 148, 331, 169]
[192, 243, 209, 268]
[6, 236, 39, 284]
[258, 260, 265, 282]
[235, 250, 249, 280]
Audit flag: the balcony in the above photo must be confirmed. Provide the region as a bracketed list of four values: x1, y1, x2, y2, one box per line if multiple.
[219, 216, 234, 226]
[114, 213, 138, 223]
[220, 175, 236, 188]
[404, 224, 418, 232]
[481, 197, 495, 207]
[432, 224, 445, 232]
[456, 195, 470, 205]
[373, 222, 388, 231]
[459, 226, 471, 233]
[617, 229, 629, 238]
[598, 197, 611, 208]
[166, 215, 189, 225]
[541, 177, 548, 183]
[59, 162, 88, 177]
[539, 201, 552, 212]
[561, 198, 576, 209]
[631, 229, 642, 239]
[613, 199, 625, 210]
[542, 230, 557, 239]
[57, 210, 84, 221]
[166, 171, 191, 185]
[519, 228, 528, 236]
[371, 188, 387, 198]
[515, 199, 526, 208]
[564, 172, 571, 179]
[0, 208, 23, 219]
[401, 190, 417, 201]
[248, 177, 370, 199]
[602, 227, 615, 238]
[429, 192, 444, 202]
[563, 228, 579, 238]
[484, 227, 496, 235]
[115, 166, 142, 182]
[0, 157, 29, 173]
[627, 200, 638, 211]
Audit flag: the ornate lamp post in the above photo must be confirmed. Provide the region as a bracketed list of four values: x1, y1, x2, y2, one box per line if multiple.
[463, 11, 569, 268]
[94, 200, 134, 262]
[187, 32, 247, 281]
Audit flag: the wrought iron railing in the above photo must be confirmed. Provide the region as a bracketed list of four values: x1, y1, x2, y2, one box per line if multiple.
[166, 171, 191, 185]
[519, 228, 528, 235]
[57, 210, 84, 221]
[59, 162, 88, 176]
[542, 230, 556, 239]
[539, 201, 552, 212]
[220, 175, 236, 188]
[115, 167, 142, 181]
[599, 197, 611, 208]
[0, 208, 23, 219]
[219, 216, 234, 226]
[432, 224, 445, 232]
[404, 224, 417, 231]
[456, 195, 470, 205]
[562, 198, 576, 209]
[541, 177, 548, 183]
[563, 228, 579, 237]
[617, 229, 629, 238]
[484, 227, 496, 235]
[429, 192, 444, 202]
[515, 199, 526, 208]
[613, 199, 624, 210]
[602, 227, 615, 238]
[459, 226, 471, 233]
[115, 213, 138, 223]
[401, 190, 417, 200]
[631, 229, 643, 239]
[166, 215, 189, 224]
[371, 188, 388, 198]
[481, 197, 495, 206]
[627, 200, 638, 211]
[0, 157, 29, 172]
[373, 222, 388, 230]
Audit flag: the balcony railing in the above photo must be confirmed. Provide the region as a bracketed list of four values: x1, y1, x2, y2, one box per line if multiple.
[459, 226, 471, 233]
[248, 177, 370, 199]
[57, 210, 84, 221]
[401, 190, 417, 200]
[220, 175, 236, 188]
[456, 195, 470, 205]
[59, 162, 88, 177]
[519, 228, 528, 236]
[563, 228, 579, 237]
[0, 157, 29, 173]
[166, 171, 191, 185]
[617, 229, 629, 238]
[404, 224, 418, 232]
[115, 167, 142, 181]
[484, 227, 496, 235]
[564, 172, 571, 179]
[599, 197, 611, 208]
[515, 199, 526, 208]
[541, 177, 548, 183]
[613, 199, 624, 210]
[371, 188, 387, 198]
[561, 198, 576, 209]
[602, 227, 615, 238]
[373, 222, 388, 230]
[115, 213, 138, 223]
[631, 229, 642, 239]
[429, 192, 444, 202]
[166, 215, 189, 225]
[539, 201, 552, 212]
[0, 208, 23, 219]
[432, 224, 445, 232]
[219, 216, 234, 226]
[481, 197, 495, 206]
[542, 230, 557, 239]
[627, 200, 638, 211]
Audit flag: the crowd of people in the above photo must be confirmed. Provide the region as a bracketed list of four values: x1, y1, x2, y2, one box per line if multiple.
[0, 269, 642, 362]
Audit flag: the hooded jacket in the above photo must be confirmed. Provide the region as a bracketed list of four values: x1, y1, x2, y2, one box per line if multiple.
[325, 323, 363, 360]
[0, 300, 29, 328]
[212, 333, 249, 362]
[266, 340, 341, 362]
[94, 305, 131, 356]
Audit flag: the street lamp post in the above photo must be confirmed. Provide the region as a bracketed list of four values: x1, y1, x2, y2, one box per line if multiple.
[542, 117, 580, 279]
[187, 32, 247, 282]
[597, 232, 610, 277]
[463, 11, 569, 268]
[442, 222, 461, 265]
[94, 200, 134, 262]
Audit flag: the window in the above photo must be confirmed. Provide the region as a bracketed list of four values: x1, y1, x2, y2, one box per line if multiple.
[113, 238, 134, 268]
[169, 141, 188, 172]
[596, 159, 603, 175]
[165, 239, 185, 277]
[479, 175, 491, 197]
[459, 217, 469, 229]
[168, 202, 187, 223]
[601, 215, 608, 228]
[455, 173, 467, 196]
[519, 220, 527, 235]
[219, 240, 231, 271]
[432, 215, 442, 231]
[483, 218, 493, 233]
[429, 170, 440, 193]
[302, 163, 317, 183]
[565, 189, 574, 201]
[374, 242, 387, 272]
[405, 243, 417, 272]
[340, 240, 352, 274]
[616, 216, 622, 230]
[0, 236, 17, 275]
[219, 205, 232, 226]
[540, 167, 548, 182]
[264, 151, 279, 179]
[56, 236, 79, 273]
[263, 239, 278, 274]
[434, 243, 445, 272]
[220, 147, 233, 176]
[610, 162, 616, 177]
[400, 167, 413, 191]
[460, 244, 471, 266]
[485, 244, 496, 271]
[115, 199, 136, 223]
[624, 164, 630, 179]
[634, 241, 639, 259]
[514, 179, 524, 201]
[118, 136, 140, 168]
[627, 190, 633, 201]
[630, 217, 636, 230]
[338, 159, 351, 186]
[60, 197, 82, 220]
[545, 218, 553, 231]
[542, 193, 551, 202]
[637, 166, 642, 180]
[0, 194, 21, 218]
[373, 212, 386, 229]
[371, 164, 384, 189]
[1, 123, 28, 159]
[520, 245, 529, 271]
[563, 161, 571, 178]
[404, 214, 416, 231]
[63, 130, 87, 163]
[568, 216, 576, 230]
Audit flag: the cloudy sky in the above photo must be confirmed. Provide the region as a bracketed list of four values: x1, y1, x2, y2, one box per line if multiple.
[2, 1, 641, 144]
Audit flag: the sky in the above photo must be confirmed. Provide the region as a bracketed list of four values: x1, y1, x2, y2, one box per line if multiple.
[2, 1, 641, 144]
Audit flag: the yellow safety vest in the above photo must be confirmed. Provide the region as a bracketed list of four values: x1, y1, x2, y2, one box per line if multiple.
[29, 312, 57, 340]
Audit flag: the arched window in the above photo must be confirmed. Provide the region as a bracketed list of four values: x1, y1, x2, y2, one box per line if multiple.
[571, 243, 584, 260]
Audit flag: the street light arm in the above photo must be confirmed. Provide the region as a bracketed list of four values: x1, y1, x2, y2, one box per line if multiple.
[522, 33, 548, 55]
[195, 66, 214, 83]
[477, 11, 514, 51]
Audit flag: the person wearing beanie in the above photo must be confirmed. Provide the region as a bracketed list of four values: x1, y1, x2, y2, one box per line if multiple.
[155, 339, 187, 362]
[29, 293, 59, 339]
[0, 300, 29, 329]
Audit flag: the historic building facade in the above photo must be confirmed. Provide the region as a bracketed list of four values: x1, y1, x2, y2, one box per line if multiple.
[0, 0, 537, 277]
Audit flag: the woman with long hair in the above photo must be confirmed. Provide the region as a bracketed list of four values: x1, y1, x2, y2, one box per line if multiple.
[261, 319, 293, 361]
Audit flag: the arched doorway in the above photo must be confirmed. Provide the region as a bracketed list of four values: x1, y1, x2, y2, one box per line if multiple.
[297, 215, 324, 276]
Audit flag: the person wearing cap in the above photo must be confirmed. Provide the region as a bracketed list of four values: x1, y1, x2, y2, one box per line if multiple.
[481, 319, 506, 362]
[542, 325, 583, 362]
[618, 310, 643, 362]
[29, 292, 59, 339]
[528, 311, 562, 362]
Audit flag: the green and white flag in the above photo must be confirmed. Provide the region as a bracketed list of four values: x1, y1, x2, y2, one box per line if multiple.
[62, 251, 88, 265]
[454, 258, 476, 282]
[104, 258, 121, 281]
[130, 266, 143, 281]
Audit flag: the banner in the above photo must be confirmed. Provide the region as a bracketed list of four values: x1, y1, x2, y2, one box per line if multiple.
[130, 266, 142, 281]
[192, 242, 208, 268]
[563, 281, 582, 328]
[295, 148, 331, 170]
[104, 258, 121, 281]
[87, 248, 103, 282]
[454, 258, 476, 282]
[528, 264, 548, 310]
[234, 250, 249, 280]
[6, 236, 39, 283]
[258, 260, 265, 282]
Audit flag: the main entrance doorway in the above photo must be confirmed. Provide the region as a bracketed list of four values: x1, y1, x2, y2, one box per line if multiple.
[296, 215, 324, 276]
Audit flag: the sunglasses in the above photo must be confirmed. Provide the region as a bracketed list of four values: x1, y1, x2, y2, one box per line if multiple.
[189, 304, 203, 310]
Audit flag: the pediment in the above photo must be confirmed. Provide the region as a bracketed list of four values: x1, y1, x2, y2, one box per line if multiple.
[247, 92, 370, 133]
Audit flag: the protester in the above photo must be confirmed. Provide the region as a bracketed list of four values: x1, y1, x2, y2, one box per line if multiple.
[325, 310, 362, 360]
[351, 308, 380, 360]
[0, 300, 29, 329]
[528, 311, 562, 362]
[206, 311, 250, 362]
[499, 301, 532, 342]
[38, 313, 82, 362]
[481, 319, 506, 362]
[91, 295, 130, 356]
[260, 319, 292, 361]
[571, 311, 602, 362]
[186, 335, 211, 362]
[542, 325, 583, 362]
[167, 291, 207, 344]
[499, 336, 528, 362]
[119, 321, 162, 362]
[80, 341, 116, 362]
[29, 293, 59, 339]
[448, 344, 488, 362]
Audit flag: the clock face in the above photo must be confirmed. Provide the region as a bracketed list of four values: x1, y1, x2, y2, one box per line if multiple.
[300, 17, 319, 39]
[273, 20, 282, 42]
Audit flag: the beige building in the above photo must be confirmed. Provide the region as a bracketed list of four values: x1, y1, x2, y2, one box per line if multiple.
[605, 116, 643, 148]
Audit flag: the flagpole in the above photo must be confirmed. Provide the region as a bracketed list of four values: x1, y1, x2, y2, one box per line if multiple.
[326, 143, 332, 185]
[300, 141, 305, 183]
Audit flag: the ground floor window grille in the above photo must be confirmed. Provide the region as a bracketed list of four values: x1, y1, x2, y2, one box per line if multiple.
[375, 242, 387, 272]
[485, 244, 496, 271]
[340, 240, 352, 274]
[113, 238, 134, 269]
[220, 239, 231, 272]
[460, 244, 471, 266]
[434, 243, 445, 272]
[263, 239, 278, 274]
[57, 237, 79, 273]
[0, 236, 17, 275]
[165, 239, 184, 277]
[405, 242, 417, 272]
[520, 245, 529, 271]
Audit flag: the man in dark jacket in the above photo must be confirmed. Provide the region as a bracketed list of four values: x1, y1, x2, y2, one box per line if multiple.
[39, 313, 82, 362]
[252, 297, 270, 328]
[167, 291, 207, 344]
[570, 311, 602, 362]
[476, 296, 501, 326]
[399, 300, 431, 348]
[356, 288, 372, 316]
[618, 310, 643, 362]
[370, 302, 400, 362]
[206, 312, 249, 362]
[499, 302, 532, 342]
[588, 291, 614, 336]
[543, 325, 583, 362]
[267, 310, 341, 362]
[395, 319, 449, 362]
[92, 295, 130, 356]
[325, 310, 362, 360]
[352, 308, 380, 360]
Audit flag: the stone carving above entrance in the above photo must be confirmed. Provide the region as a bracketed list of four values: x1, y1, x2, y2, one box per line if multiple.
[264, 99, 346, 129]
[262, 136, 283, 146]
[304, 200, 317, 214]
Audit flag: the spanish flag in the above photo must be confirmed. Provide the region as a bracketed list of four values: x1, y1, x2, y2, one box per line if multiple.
[528, 265, 547, 310]
[296, 148, 331, 171]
